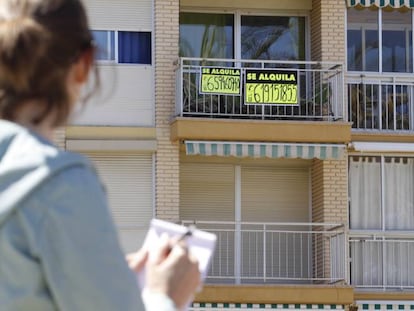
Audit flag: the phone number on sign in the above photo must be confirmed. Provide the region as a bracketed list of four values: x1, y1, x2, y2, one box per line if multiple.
[246, 83, 298, 104]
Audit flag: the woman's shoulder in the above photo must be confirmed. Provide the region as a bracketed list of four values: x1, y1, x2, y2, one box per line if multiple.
[0, 120, 100, 225]
[0, 120, 93, 172]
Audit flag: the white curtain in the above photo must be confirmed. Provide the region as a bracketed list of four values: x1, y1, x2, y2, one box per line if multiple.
[349, 156, 414, 287]
[383, 157, 414, 230]
[349, 156, 381, 229]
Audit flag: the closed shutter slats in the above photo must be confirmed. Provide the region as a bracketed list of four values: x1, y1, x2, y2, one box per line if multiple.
[180, 163, 235, 221]
[84, 0, 152, 31]
[84, 152, 153, 252]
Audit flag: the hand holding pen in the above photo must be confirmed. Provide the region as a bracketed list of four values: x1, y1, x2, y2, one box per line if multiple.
[127, 227, 201, 311]
[147, 230, 200, 310]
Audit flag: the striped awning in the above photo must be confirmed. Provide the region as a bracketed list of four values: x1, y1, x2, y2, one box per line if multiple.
[185, 141, 345, 160]
[347, 0, 414, 8]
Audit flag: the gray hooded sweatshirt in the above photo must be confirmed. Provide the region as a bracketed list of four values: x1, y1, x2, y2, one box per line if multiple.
[0, 120, 158, 310]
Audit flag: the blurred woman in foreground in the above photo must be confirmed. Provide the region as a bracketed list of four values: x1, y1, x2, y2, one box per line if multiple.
[0, 0, 200, 310]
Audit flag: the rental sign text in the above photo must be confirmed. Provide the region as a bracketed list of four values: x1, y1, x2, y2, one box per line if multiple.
[200, 67, 241, 95]
[245, 69, 298, 105]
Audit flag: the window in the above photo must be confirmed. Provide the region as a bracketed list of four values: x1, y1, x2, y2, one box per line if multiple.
[179, 12, 306, 61]
[349, 156, 414, 230]
[179, 13, 234, 59]
[92, 30, 151, 64]
[349, 155, 414, 288]
[241, 15, 305, 61]
[347, 8, 413, 72]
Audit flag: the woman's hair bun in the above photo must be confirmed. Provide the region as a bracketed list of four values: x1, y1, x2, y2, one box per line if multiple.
[0, 16, 49, 93]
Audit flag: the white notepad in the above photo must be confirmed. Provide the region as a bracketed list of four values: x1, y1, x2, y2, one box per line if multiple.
[137, 219, 217, 297]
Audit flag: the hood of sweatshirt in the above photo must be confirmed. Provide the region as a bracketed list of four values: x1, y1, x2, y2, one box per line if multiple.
[0, 120, 88, 226]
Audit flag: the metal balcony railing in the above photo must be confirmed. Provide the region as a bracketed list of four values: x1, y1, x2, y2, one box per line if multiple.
[182, 221, 346, 285]
[349, 231, 414, 290]
[347, 73, 414, 131]
[175, 58, 345, 121]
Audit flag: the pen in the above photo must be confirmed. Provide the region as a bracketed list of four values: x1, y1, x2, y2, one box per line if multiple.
[176, 225, 194, 242]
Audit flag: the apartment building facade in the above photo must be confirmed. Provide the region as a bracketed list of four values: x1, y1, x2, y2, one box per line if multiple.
[56, 0, 414, 310]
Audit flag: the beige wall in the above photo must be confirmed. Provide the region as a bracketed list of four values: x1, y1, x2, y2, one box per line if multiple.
[154, 0, 180, 221]
[72, 66, 154, 127]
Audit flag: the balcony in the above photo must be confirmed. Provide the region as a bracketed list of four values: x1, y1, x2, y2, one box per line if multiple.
[182, 221, 346, 285]
[349, 231, 414, 290]
[347, 72, 414, 132]
[172, 58, 351, 143]
[175, 58, 345, 121]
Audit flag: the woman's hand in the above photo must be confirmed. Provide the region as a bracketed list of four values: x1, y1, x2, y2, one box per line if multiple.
[127, 234, 201, 310]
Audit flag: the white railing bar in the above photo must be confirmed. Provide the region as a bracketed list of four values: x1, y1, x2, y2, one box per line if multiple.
[350, 239, 414, 243]
[180, 57, 343, 67]
[182, 65, 342, 74]
[182, 220, 343, 227]
[263, 224, 266, 282]
[349, 230, 414, 237]
[208, 229, 343, 235]
[207, 275, 344, 287]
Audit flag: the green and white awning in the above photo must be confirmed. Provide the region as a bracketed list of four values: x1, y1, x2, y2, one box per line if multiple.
[357, 302, 414, 311]
[185, 141, 345, 160]
[192, 303, 345, 310]
[347, 0, 414, 8]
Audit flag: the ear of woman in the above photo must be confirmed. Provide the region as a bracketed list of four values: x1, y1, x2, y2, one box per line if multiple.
[73, 48, 94, 84]
[66, 48, 94, 107]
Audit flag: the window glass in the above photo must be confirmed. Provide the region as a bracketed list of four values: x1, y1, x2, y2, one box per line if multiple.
[349, 156, 414, 231]
[365, 29, 379, 71]
[241, 16, 305, 61]
[179, 12, 234, 59]
[382, 10, 412, 73]
[118, 31, 151, 64]
[92, 30, 115, 61]
[347, 29, 362, 71]
[347, 8, 379, 71]
[347, 8, 413, 72]
[92, 30, 152, 64]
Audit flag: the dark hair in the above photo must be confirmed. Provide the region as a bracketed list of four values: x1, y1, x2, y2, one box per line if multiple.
[0, 0, 95, 126]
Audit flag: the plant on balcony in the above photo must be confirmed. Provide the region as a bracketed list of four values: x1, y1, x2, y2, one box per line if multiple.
[301, 83, 333, 121]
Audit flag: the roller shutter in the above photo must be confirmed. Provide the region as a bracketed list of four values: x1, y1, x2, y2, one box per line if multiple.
[84, 0, 152, 31]
[85, 152, 153, 252]
[180, 163, 235, 221]
[241, 166, 310, 223]
[240, 166, 310, 282]
[180, 163, 235, 280]
[180, 162, 311, 283]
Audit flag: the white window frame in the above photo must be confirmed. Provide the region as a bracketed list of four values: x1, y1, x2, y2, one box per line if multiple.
[347, 9, 414, 74]
[92, 30, 151, 65]
[179, 9, 311, 62]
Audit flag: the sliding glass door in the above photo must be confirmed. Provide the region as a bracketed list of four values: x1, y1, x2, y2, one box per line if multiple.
[179, 12, 234, 59]
[180, 12, 306, 61]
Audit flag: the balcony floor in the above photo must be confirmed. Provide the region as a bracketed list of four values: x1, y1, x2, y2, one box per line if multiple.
[171, 117, 352, 144]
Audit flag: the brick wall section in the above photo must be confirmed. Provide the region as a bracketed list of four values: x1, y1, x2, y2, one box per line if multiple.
[154, 0, 180, 221]
[311, 155, 349, 280]
[310, 0, 322, 62]
[311, 159, 324, 223]
[311, 0, 346, 63]
[311, 156, 348, 226]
